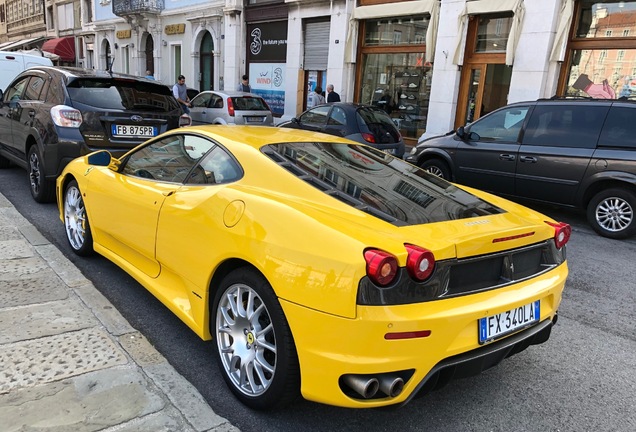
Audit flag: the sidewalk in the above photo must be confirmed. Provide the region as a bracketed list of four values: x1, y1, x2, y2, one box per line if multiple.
[0, 191, 239, 432]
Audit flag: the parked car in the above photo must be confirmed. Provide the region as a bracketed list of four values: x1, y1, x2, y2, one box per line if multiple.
[406, 97, 636, 239]
[0, 66, 191, 203]
[189, 90, 273, 126]
[57, 125, 569, 409]
[278, 102, 406, 158]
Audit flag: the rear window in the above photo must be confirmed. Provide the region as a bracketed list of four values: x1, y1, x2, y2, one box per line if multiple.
[356, 107, 400, 143]
[231, 96, 269, 111]
[598, 106, 636, 149]
[522, 104, 609, 149]
[262, 142, 503, 226]
[66, 79, 179, 112]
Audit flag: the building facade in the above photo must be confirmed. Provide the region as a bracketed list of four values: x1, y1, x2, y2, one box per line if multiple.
[2, 0, 636, 146]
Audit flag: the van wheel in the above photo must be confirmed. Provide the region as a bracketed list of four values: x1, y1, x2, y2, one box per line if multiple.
[28, 146, 55, 203]
[587, 188, 636, 239]
[420, 159, 451, 180]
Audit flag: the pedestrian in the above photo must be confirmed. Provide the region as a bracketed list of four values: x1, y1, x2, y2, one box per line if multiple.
[307, 86, 325, 108]
[326, 84, 341, 103]
[173, 75, 191, 114]
[145, 70, 155, 80]
[237, 74, 251, 92]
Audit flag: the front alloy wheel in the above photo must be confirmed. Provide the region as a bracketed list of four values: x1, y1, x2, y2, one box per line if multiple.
[213, 268, 299, 409]
[64, 180, 94, 256]
[588, 188, 636, 240]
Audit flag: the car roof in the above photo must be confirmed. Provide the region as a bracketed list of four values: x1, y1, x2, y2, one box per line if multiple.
[195, 90, 263, 98]
[22, 66, 157, 82]
[172, 125, 353, 151]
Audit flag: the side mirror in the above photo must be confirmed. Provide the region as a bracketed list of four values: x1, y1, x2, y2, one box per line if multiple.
[468, 132, 481, 141]
[0, 89, 3, 103]
[455, 126, 465, 139]
[291, 117, 299, 124]
[86, 150, 112, 167]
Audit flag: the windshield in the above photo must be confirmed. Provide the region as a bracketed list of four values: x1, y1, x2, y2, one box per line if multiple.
[67, 79, 180, 111]
[262, 142, 504, 226]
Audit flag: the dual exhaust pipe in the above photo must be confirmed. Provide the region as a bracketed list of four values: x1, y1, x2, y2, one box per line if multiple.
[342, 373, 405, 399]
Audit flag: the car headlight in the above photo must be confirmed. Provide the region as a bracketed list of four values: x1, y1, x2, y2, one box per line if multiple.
[409, 146, 418, 155]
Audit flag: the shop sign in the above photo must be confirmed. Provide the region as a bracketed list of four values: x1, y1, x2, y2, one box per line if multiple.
[249, 63, 286, 115]
[165, 24, 186, 35]
[247, 21, 287, 63]
[116, 30, 131, 39]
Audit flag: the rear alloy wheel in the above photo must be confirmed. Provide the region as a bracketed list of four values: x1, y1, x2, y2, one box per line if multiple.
[213, 268, 300, 410]
[420, 159, 451, 180]
[587, 188, 636, 240]
[64, 180, 94, 256]
[27, 146, 55, 203]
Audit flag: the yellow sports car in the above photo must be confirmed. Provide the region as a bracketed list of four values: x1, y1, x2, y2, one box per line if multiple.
[56, 126, 570, 409]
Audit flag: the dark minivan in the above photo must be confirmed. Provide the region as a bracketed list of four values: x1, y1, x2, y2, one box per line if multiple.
[406, 98, 636, 239]
[0, 67, 191, 202]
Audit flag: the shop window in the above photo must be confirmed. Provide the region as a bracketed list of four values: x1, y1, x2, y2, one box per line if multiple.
[566, 49, 636, 99]
[364, 16, 429, 46]
[576, 1, 636, 39]
[475, 13, 512, 53]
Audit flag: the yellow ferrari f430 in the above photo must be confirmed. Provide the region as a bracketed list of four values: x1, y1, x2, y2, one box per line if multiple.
[56, 125, 570, 409]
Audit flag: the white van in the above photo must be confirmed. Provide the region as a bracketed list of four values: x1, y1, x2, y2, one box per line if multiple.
[0, 51, 53, 91]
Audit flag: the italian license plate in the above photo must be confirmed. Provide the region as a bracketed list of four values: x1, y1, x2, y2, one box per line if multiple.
[111, 125, 157, 137]
[479, 300, 540, 344]
[245, 116, 264, 123]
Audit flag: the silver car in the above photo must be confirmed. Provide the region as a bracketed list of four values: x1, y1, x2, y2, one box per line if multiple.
[189, 90, 274, 126]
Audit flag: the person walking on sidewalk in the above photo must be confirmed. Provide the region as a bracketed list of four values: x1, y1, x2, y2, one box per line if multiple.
[307, 86, 325, 108]
[173, 75, 191, 114]
[326, 84, 341, 103]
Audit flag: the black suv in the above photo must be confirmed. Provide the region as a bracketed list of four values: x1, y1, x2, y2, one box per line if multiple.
[405, 98, 636, 239]
[0, 67, 191, 202]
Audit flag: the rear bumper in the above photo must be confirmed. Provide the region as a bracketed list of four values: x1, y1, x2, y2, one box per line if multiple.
[280, 263, 567, 408]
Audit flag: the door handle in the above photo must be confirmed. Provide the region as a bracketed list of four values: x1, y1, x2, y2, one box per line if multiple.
[520, 156, 537, 163]
[499, 154, 516, 161]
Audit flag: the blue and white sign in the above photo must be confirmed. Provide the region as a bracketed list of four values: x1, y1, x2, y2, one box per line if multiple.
[249, 63, 286, 116]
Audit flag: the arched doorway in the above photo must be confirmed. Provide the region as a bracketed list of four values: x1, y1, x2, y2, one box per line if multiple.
[145, 35, 154, 76]
[199, 32, 214, 91]
[101, 39, 112, 70]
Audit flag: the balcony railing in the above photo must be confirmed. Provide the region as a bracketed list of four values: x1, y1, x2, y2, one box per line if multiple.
[112, 0, 165, 17]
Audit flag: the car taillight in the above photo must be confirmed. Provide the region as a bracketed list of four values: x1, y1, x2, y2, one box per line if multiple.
[179, 114, 191, 127]
[405, 244, 435, 281]
[546, 221, 571, 249]
[50, 105, 82, 128]
[361, 132, 376, 143]
[227, 98, 235, 117]
[364, 249, 398, 286]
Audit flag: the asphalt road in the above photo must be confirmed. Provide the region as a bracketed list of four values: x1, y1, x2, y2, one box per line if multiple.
[1, 165, 635, 432]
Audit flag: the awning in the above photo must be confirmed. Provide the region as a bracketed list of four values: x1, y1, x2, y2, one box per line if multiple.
[42, 37, 76, 62]
[0, 36, 47, 51]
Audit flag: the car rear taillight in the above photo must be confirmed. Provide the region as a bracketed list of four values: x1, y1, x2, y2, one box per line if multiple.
[364, 249, 398, 286]
[50, 105, 82, 128]
[179, 114, 191, 127]
[546, 221, 571, 249]
[361, 132, 376, 143]
[405, 244, 435, 281]
[227, 98, 235, 117]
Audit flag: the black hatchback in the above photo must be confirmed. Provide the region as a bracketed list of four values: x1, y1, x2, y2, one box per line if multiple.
[278, 102, 405, 158]
[0, 67, 191, 202]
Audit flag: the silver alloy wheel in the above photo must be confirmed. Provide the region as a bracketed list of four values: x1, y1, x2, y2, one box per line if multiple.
[595, 196, 634, 233]
[216, 283, 277, 397]
[29, 151, 41, 194]
[64, 185, 87, 250]
[425, 166, 444, 178]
